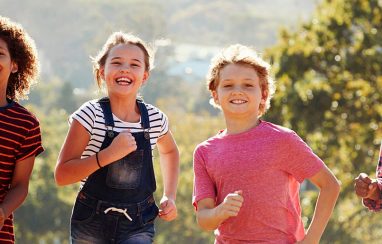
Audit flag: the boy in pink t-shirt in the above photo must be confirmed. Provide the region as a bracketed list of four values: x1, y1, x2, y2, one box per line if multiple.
[193, 44, 341, 244]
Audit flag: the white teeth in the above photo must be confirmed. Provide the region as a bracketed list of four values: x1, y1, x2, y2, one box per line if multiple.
[116, 77, 132, 86]
[231, 100, 246, 104]
[116, 77, 132, 83]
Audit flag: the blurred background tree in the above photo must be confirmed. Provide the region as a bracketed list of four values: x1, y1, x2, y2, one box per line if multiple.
[266, 0, 382, 243]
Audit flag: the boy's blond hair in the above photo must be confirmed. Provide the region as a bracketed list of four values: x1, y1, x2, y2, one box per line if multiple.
[206, 44, 275, 116]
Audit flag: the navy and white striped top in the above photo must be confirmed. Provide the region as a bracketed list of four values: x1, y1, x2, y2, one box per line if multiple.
[70, 99, 169, 158]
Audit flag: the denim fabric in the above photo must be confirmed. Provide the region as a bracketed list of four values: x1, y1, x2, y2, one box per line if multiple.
[81, 98, 156, 203]
[106, 149, 144, 189]
[70, 98, 158, 243]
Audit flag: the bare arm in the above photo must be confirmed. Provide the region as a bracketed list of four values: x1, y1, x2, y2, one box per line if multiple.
[196, 191, 243, 231]
[156, 130, 179, 221]
[55, 120, 136, 185]
[300, 166, 340, 244]
[0, 156, 35, 229]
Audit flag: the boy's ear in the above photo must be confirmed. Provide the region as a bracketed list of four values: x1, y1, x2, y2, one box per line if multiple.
[261, 90, 268, 104]
[212, 91, 220, 105]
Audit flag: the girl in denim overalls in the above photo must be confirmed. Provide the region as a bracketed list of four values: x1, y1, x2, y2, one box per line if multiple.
[55, 32, 179, 244]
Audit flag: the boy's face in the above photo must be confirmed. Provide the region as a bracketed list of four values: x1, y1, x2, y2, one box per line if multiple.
[212, 63, 265, 118]
[0, 38, 18, 87]
[100, 43, 149, 98]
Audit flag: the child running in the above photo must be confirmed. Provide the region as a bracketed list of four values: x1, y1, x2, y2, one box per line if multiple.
[354, 142, 382, 210]
[192, 44, 340, 243]
[0, 16, 44, 243]
[55, 32, 179, 243]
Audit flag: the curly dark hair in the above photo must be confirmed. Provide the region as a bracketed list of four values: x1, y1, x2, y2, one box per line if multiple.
[0, 16, 39, 101]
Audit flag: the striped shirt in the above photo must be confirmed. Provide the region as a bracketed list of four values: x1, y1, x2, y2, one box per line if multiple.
[0, 100, 44, 243]
[70, 99, 169, 187]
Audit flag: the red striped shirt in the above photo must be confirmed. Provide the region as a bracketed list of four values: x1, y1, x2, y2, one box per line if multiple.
[0, 101, 44, 243]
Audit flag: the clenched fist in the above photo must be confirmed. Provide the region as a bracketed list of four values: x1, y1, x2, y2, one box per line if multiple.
[108, 130, 137, 159]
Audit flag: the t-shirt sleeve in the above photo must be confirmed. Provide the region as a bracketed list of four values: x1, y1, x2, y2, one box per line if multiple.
[279, 131, 325, 183]
[16, 119, 44, 161]
[192, 146, 216, 210]
[159, 111, 169, 137]
[69, 101, 97, 134]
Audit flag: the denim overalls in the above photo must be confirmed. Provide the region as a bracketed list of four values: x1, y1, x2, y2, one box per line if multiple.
[71, 98, 159, 244]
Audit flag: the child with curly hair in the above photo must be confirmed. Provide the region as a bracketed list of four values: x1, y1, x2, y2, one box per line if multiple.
[193, 44, 340, 243]
[0, 16, 44, 243]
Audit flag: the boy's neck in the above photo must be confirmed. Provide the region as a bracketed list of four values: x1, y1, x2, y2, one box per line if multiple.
[225, 117, 261, 135]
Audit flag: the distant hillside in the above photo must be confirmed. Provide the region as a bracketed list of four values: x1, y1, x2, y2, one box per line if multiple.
[166, 0, 317, 47]
[0, 0, 318, 87]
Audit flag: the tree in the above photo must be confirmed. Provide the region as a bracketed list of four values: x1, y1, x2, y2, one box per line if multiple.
[265, 0, 382, 242]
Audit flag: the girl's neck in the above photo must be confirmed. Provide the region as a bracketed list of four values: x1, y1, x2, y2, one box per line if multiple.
[109, 95, 140, 123]
[224, 117, 260, 135]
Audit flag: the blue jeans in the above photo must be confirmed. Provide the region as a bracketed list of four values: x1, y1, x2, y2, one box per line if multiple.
[70, 192, 158, 244]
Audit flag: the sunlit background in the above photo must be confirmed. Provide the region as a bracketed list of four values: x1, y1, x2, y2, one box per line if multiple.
[1, 0, 382, 243]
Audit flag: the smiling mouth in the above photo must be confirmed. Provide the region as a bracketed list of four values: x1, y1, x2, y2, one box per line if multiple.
[116, 77, 132, 85]
[230, 99, 247, 104]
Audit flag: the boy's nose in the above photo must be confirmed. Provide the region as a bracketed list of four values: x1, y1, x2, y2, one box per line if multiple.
[231, 87, 244, 94]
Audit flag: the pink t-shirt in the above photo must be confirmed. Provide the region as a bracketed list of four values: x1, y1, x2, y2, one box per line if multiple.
[193, 121, 324, 244]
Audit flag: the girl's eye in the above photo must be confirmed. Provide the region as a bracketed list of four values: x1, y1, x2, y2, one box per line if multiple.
[131, 63, 140, 67]
[111, 62, 121, 65]
[245, 84, 254, 87]
[223, 84, 232, 88]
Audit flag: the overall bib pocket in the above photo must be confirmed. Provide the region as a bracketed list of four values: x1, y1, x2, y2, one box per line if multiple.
[106, 149, 144, 189]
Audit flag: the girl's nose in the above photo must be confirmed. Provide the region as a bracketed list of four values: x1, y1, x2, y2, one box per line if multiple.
[120, 65, 130, 73]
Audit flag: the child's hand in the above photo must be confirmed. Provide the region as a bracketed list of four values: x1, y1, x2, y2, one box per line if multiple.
[109, 130, 137, 159]
[354, 173, 379, 200]
[215, 190, 244, 221]
[158, 196, 177, 221]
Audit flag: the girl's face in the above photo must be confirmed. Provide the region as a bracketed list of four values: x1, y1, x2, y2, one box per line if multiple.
[212, 63, 265, 119]
[100, 43, 149, 98]
[0, 38, 18, 88]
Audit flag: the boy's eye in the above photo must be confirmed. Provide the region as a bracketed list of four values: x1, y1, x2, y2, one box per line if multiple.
[131, 63, 140, 67]
[223, 84, 232, 88]
[111, 62, 121, 65]
[245, 83, 254, 87]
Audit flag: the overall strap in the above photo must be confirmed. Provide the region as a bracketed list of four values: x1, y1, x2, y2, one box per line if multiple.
[136, 100, 150, 130]
[98, 97, 114, 127]
[136, 99, 155, 192]
[99, 97, 150, 131]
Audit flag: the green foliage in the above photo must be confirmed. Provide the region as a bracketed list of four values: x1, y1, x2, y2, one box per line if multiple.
[266, 0, 382, 242]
